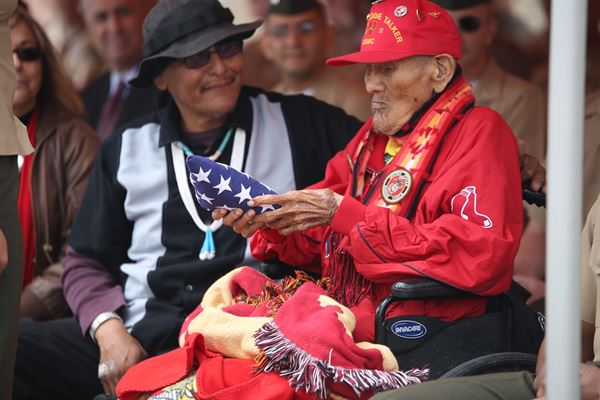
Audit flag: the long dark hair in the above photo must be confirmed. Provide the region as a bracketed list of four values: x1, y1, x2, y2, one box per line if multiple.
[9, 4, 85, 117]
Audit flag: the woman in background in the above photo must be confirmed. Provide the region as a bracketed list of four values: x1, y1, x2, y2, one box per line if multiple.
[10, 4, 99, 320]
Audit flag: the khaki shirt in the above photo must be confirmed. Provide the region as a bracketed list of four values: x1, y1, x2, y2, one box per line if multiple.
[580, 194, 600, 361]
[0, 0, 33, 155]
[473, 59, 546, 160]
[529, 89, 600, 225]
[583, 90, 600, 218]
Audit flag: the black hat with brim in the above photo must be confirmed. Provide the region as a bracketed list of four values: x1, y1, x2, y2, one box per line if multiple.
[130, 0, 262, 87]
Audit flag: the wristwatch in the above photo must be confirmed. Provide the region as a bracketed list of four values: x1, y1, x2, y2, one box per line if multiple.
[89, 312, 123, 343]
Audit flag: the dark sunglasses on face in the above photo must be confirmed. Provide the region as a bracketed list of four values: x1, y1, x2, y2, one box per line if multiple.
[458, 15, 481, 33]
[13, 47, 42, 62]
[181, 40, 243, 70]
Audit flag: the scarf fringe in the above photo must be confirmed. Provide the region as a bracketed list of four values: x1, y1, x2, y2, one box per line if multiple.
[235, 271, 330, 316]
[325, 233, 372, 307]
[254, 322, 429, 399]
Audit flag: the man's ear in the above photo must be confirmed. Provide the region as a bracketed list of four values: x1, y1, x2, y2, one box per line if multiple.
[431, 54, 456, 93]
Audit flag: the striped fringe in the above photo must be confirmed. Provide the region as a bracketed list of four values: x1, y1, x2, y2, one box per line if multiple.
[254, 322, 429, 399]
[234, 271, 330, 316]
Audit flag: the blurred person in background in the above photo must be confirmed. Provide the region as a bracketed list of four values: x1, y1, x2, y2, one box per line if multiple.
[325, 0, 369, 84]
[80, 0, 157, 140]
[515, 88, 600, 310]
[433, 0, 548, 309]
[0, 0, 33, 397]
[24, 0, 104, 91]
[10, 4, 99, 320]
[240, 0, 281, 90]
[261, 0, 371, 121]
[433, 0, 546, 160]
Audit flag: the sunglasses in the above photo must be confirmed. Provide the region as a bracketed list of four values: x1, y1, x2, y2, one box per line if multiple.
[181, 40, 243, 70]
[269, 20, 318, 38]
[457, 16, 481, 33]
[13, 47, 42, 62]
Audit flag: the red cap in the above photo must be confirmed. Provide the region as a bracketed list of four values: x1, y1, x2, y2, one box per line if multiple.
[326, 0, 460, 67]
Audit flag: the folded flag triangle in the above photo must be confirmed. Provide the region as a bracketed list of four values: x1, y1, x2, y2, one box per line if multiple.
[186, 155, 280, 214]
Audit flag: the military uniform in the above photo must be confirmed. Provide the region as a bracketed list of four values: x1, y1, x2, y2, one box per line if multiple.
[473, 59, 546, 160]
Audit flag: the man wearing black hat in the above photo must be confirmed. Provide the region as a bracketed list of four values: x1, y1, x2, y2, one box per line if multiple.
[11, 0, 361, 398]
[260, 0, 371, 120]
[433, 0, 545, 161]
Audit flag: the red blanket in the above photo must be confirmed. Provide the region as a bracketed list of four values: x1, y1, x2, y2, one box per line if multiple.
[117, 268, 427, 400]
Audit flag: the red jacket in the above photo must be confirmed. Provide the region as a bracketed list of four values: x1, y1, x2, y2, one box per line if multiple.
[251, 106, 523, 342]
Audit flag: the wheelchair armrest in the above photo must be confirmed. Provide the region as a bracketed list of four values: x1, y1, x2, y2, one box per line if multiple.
[375, 278, 479, 344]
[391, 278, 475, 300]
[522, 187, 545, 207]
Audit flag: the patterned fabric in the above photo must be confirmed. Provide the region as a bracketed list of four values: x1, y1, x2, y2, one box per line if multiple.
[186, 155, 280, 214]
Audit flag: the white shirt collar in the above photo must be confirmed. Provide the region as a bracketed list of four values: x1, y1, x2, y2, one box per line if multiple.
[108, 65, 139, 97]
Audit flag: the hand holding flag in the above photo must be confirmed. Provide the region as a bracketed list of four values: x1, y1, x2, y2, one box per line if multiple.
[186, 155, 280, 214]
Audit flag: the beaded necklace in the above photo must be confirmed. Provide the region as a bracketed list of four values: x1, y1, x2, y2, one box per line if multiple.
[172, 127, 246, 260]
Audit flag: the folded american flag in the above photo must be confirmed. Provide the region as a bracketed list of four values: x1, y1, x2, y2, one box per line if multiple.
[186, 155, 280, 214]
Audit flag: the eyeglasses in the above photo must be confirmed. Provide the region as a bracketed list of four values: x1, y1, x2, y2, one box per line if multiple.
[269, 20, 318, 39]
[457, 16, 481, 33]
[13, 47, 42, 62]
[181, 40, 243, 70]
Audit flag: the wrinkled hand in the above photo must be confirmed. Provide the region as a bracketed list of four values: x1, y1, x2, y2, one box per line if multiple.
[250, 189, 344, 236]
[95, 319, 147, 395]
[0, 229, 7, 274]
[212, 207, 265, 238]
[518, 141, 546, 193]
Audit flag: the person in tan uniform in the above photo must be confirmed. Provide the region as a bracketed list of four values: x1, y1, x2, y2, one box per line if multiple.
[260, 0, 371, 121]
[433, 0, 546, 160]
[0, 0, 34, 396]
[584, 89, 600, 219]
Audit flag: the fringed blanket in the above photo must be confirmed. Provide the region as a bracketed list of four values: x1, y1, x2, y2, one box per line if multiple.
[116, 267, 428, 400]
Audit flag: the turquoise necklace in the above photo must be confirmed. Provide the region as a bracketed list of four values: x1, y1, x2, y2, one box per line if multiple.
[173, 126, 246, 261]
[179, 126, 234, 160]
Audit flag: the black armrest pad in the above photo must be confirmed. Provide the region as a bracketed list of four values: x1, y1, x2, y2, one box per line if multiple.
[391, 278, 475, 299]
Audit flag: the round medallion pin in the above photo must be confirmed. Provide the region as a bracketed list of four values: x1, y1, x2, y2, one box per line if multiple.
[381, 168, 412, 204]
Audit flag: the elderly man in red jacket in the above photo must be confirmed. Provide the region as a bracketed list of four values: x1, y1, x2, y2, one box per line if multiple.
[217, 0, 523, 343]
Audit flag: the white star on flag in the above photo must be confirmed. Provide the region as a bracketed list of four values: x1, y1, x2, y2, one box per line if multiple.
[186, 155, 281, 215]
[260, 204, 276, 213]
[191, 167, 211, 183]
[213, 175, 232, 194]
[200, 193, 214, 204]
[234, 184, 253, 204]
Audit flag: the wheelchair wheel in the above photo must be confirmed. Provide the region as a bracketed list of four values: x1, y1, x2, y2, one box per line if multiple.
[439, 352, 537, 379]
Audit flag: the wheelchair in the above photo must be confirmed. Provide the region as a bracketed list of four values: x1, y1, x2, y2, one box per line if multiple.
[260, 187, 546, 380]
[374, 187, 546, 379]
[374, 278, 544, 379]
